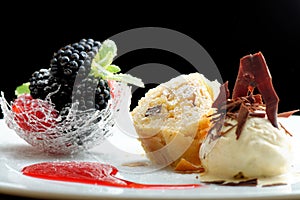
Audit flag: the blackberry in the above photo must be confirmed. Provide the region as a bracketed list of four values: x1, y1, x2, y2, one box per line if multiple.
[28, 38, 114, 120]
[29, 68, 73, 111]
[95, 79, 111, 111]
[50, 38, 101, 83]
[29, 68, 58, 100]
[73, 76, 111, 111]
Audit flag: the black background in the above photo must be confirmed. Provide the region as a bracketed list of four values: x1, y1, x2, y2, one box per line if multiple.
[1, 1, 300, 118]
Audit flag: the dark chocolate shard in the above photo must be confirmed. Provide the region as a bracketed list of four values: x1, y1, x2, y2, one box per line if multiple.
[232, 52, 279, 128]
[212, 81, 230, 109]
[236, 103, 249, 139]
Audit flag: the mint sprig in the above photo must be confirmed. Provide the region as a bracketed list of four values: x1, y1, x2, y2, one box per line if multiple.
[91, 39, 145, 88]
[15, 82, 30, 96]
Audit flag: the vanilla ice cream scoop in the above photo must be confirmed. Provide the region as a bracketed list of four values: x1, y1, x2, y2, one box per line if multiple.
[200, 116, 293, 180]
[199, 52, 297, 185]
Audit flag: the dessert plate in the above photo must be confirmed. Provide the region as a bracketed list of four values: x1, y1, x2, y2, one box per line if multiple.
[0, 116, 300, 200]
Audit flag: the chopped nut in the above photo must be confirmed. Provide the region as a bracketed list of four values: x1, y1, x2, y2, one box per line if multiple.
[145, 105, 162, 117]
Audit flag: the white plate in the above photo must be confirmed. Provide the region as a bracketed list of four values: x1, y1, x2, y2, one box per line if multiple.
[0, 116, 300, 200]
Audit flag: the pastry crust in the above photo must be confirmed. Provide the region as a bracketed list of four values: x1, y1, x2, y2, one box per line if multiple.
[131, 73, 216, 172]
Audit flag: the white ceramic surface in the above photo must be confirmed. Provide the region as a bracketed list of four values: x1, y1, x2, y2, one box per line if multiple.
[0, 116, 299, 200]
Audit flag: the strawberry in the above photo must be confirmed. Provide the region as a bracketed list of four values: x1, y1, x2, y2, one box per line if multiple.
[12, 94, 58, 132]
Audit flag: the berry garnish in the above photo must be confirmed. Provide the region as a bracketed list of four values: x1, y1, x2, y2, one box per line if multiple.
[26, 39, 143, 116]
[12, 94, 58, 132]
[13, 38, 144, 132]
[0, 38, 143, 154]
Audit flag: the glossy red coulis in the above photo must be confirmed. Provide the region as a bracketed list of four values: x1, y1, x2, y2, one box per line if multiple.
[22, 161, 202, 189]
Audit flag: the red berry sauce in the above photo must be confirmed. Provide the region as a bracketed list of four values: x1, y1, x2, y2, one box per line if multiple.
[22, 161, 202, 189]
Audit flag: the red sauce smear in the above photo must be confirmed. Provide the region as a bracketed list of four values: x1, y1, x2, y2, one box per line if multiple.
[22, 161, 202, 189]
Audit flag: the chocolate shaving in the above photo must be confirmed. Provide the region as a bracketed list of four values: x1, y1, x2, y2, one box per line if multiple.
[252, 93, 263, 104]
[236, 103, 249, 139]
[224, 121, 235, 126]
[262, 183, 287, 187]
[145, 105, 162, 117]
[203, 179, 258, 187]
[249, 111, 266, 118]
[233, 172, 247, 179]
[279, 122, 293, 136]
[208, 87, 266, 140]
[222, 179, 258, 186]
[122, 161, 150, 167]
[221, 123, 237, 136]
[226, 99, 243, 113]
[277, 109, 300, 118]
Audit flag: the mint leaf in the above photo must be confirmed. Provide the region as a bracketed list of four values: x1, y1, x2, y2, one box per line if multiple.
[106, 73, 145, 88]
[91, 39, 144, 88]
[106, 64, 121, 73]
[15, 82, 30, 96]
[91, 61, 110, 78]
[99, 51, 114, 68]
[94, 39, 117, 67]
